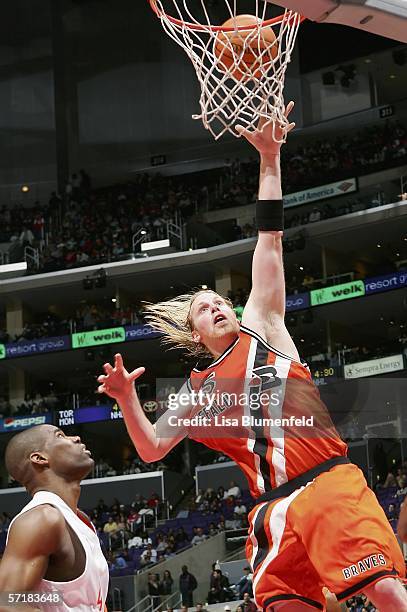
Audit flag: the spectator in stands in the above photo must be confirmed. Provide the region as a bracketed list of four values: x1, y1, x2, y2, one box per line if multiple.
[217, 486, 226, 500]
[137, 501, 155, 526]
[208, 569, 231, 604]
[141, 543, 157, 563]
[160, 569, 174, 595]
[175, 527, 189, 548]
[103, 516, 118, 536]
[127, 504, 140, 524]
[242, 592, 257, 612]
[147, 572, 161, 608]
[179, 565, 197, 606]
[226, 481, 241, 498]
[112, 551, 127, 570]
[139, 550, 153, 569]
[205, 488, 218, 504]
[234, 500, 247, 516]
[195, 604, 208, 612]
[139, 529, 152, 546]
[237, 566, 253, 598]
[208, 522, 218, 537]
[388, 504, 398, 520]
[208, 570, 225, 604]
[309, 207, 321, 223]
[225, 513, 243, 530]
[156, 532, 169, 553]
[191, 527, 207, 546]
[217, 517, 226, 531]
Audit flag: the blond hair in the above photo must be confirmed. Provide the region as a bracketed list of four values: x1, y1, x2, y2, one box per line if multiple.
[143, 289, 233, 359]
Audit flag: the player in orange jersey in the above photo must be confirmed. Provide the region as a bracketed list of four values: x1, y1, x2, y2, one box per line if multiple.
[97, 104, 407, 611]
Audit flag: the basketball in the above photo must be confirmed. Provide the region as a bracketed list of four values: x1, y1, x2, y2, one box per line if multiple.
[213, 14, 279, 81]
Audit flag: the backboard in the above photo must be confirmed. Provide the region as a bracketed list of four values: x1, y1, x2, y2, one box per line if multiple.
[268, 0, 407, 43]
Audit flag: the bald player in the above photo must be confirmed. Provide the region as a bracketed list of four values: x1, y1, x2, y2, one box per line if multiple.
[0, 425, 109, 611]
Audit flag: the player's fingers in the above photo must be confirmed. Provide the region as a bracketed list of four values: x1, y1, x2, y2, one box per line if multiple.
[103, 362, 114, 375]
[97, 374, 107, 383]
[285, 100, 295, 117]
[129, 367, 146, 381]
[115, 353, 124, 370]
[97, 384, 107, 394]
[286, 121, 296, 133]
[257, 115, 267, 130]
[235, 125, 255, 145]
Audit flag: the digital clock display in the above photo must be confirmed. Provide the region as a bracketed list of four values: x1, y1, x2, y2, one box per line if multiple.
[312, 366, 340, 385]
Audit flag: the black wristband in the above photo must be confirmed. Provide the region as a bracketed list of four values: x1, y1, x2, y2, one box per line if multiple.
[256, 199, 284, 231]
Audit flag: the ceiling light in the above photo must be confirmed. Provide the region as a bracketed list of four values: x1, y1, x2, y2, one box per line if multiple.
[299, 266, 304, 271]
[112, 298, 117, 303]
[21, 185, 29, 193]
[389, 74, 396, 79]
[364, 58, 372, 64]
[201, 284, 208, 289]
[376, 243, 381, 248]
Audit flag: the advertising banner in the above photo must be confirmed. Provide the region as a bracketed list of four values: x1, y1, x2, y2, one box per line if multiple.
[72, 327, 126, 349]
[125, 325, 161, 341]
[286, 292, 310, 312]
[310, 281, 365, 306]
[344, 355, 405, 380]
[4, 336, 70, 359]
[0, 413, 53, 433]
[364, 270, 407, 295]
[283, 178, 357, 209]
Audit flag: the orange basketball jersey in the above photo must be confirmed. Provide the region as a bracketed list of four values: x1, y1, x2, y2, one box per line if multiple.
[188, 325, 348, 498]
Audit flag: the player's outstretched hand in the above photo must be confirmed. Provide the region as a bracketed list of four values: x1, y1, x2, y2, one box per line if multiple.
[235, 100, 295, 156]
[97, 353, 145, 400]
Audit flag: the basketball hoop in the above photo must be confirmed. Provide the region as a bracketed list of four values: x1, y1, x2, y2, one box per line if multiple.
[149, 1, 304, 140]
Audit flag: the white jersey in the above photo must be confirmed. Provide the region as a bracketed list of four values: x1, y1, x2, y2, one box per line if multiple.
[7, 491, 109, 611]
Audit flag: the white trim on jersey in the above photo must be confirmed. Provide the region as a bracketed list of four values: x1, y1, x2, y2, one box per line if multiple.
[192, 336, 240, 373]
[240, 324, 308, 367]
[268, 355, 292, 488]
[243, 337, 266, 496]
[249, 501, 268, 570]
[252, 484, 310, 606]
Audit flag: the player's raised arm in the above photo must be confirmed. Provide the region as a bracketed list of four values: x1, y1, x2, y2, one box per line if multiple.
[236, 103, 299, 361]
[97, 354, 191, 462]
[0, 507, 63, 612]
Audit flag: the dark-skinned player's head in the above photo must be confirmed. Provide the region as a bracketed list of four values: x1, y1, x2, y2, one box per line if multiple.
[5, 424, 94, 493]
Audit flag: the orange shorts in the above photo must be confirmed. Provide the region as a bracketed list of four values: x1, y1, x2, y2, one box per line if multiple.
[246, 463, 405, 610]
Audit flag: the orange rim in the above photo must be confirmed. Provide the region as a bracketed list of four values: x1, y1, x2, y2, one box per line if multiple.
[149, 0, 305, 32]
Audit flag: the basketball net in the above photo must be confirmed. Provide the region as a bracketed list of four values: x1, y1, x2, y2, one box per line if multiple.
[149, 1, 302, 140]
